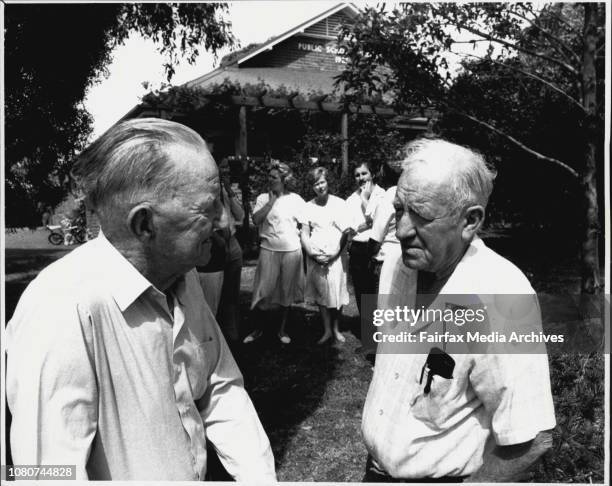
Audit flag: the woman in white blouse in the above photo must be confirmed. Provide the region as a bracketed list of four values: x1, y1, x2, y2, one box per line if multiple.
[243, 162, 306, 345]
[345, 162, 386, 315]
[301, 167, 351, 344]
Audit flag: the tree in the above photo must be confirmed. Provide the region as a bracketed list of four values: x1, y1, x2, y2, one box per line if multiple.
[5, 3, 234, 227]
[337, 3, 605, 293]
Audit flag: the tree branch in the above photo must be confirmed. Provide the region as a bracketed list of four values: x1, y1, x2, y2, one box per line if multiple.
[452, 51, 585, 112]
[451, 108, 579, 178]
[450, 39, 492, 45]
[508, 9, 582, 65]
[449, 21, 579, 77]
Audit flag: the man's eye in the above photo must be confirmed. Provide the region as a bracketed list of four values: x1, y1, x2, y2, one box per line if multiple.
[409, 208, 433, 222]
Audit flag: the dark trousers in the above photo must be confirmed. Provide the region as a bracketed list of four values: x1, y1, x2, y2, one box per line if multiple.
[217, 254, 243, 342]
[364, 456, 465, 483]
[349, 241, 377, 315]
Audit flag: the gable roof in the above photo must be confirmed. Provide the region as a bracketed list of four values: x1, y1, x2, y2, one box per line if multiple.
[235, 3, 359, 66]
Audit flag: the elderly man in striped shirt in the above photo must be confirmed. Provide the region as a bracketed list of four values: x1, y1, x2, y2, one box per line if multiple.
[6, 118, 276, 481]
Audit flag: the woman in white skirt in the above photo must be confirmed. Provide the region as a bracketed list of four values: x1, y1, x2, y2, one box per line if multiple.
[243, 162, 307, 344]
[301, 167, 351, 344]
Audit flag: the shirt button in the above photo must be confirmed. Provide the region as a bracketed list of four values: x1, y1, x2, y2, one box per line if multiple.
[379, 409, 384, 416]
[394, 372, 399, 379]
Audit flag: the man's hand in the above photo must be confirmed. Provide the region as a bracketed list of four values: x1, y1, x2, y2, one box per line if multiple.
[268, 191, 278, 205]
[222, 178, 233, 195]
[465, 431, 552, 483]
[360, 181, 373, 202]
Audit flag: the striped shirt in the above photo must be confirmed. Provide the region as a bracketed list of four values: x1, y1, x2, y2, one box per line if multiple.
[6, 233, 276, 480]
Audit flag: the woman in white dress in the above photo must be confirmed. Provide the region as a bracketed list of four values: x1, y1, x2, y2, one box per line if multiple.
[243, 162, 306, 345]
[301, 167, 350, 344]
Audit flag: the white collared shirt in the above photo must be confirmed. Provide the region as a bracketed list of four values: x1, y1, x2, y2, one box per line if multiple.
[345, 184, 386, 242]
[371, 186, 399, 261]
[362, 238, 556, 479]
[6, 233, 276, 481]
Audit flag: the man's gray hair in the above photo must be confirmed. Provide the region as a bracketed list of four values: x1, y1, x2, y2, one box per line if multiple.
[400, 138, 497, 210]
[71, 118, 206, 217]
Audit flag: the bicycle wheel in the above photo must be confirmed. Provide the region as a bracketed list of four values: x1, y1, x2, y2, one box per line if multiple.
[48, 232, 63, 245]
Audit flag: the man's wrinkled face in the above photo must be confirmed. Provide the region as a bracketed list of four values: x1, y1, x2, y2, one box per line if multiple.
[394, 166, 464, 276]
[150, 143, 221, 274]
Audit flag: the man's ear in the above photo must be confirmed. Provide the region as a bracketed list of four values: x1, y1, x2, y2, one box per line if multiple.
[462, 205, 485, 240]
[126, 204, 155, 241]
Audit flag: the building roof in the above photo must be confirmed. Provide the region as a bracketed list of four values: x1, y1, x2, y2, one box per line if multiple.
[183, 66, 340, 95]
[235, 3, 359, 66]
[117, 2, 431, 129]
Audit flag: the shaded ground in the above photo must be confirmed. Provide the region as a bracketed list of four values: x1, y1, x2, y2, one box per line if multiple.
[230, 261, 369, 481]
[3, 227, 606, 482]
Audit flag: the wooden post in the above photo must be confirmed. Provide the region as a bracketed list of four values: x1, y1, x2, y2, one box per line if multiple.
[341, 112, 349, 177]
[236, 105, 251, 245]
[237, 105, 248, 158]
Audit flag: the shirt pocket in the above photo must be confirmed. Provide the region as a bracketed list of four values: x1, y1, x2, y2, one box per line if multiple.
[409, 367, 455, 431]
[183, 337, 216, 400]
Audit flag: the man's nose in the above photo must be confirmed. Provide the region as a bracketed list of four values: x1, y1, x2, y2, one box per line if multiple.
[395, 212, 417, 241]
[212, 198, 225, 230]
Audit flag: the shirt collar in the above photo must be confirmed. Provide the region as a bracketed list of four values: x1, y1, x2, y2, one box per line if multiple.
[438, 236, 484, 294]
[93, 231, 155, 312]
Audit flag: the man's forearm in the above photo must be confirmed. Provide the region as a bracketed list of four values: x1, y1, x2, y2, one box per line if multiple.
[466, 431, 552, 482]
[199, 337, 277, 481]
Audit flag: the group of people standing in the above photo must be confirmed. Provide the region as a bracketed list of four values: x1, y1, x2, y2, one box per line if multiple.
[6, 118, 557, 482]
[233, 158, 398, 346]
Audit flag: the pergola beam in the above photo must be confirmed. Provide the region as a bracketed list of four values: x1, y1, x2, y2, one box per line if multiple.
[125, 95, 435, 125]
[227, 94, 415, 117]
[131, 96, 433, 126]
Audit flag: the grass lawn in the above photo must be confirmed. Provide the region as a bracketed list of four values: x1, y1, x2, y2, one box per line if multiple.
[4, 228, 606, 482]
[233, 260, 370, 481]
[232, 257, 605, 483]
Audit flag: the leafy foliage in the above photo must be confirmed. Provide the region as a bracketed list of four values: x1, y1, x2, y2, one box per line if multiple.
[220, 42, 264, 67]
[5, 3, 234, 227]
[142, 82, 408, 203]
[337, 3, 603, 174]
[337, 2, 605, 292]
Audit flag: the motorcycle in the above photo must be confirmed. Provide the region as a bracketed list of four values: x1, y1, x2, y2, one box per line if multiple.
[46, 223, 87, 246]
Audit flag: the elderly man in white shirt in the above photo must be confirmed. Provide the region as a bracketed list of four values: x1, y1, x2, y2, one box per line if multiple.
[6, 118, 276, 481]
[362, 138, 555, 482]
